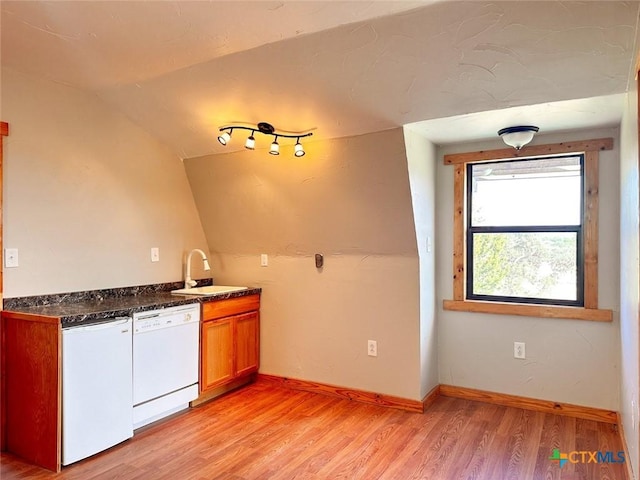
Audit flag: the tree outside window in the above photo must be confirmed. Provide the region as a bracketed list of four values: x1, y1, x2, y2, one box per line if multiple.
[466, 155, 583, 306]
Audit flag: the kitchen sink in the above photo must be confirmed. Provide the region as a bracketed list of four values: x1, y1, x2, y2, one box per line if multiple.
[171, 285, 249, 296]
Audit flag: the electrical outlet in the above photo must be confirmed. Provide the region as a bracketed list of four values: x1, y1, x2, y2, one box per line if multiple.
[368, 340, 377, 357]
[4, 248, 18, 268]
[514, 342, 526, 359]
[261, 254, 268, 267]
[150, 247, 160, 262]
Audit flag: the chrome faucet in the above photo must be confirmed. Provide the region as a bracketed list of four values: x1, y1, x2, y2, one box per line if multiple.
[185, 249, 211, 288]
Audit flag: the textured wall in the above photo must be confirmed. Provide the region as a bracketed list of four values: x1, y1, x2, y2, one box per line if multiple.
[404, 127, 439, 398]
[436, 127, 621, 410]
[619, 89, 639, 477]
[1, 68, 209, 297]
[185, 129, 424, 400]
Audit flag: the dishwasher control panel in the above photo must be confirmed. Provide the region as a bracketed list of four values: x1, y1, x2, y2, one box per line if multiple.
[133, 304, 200, 334]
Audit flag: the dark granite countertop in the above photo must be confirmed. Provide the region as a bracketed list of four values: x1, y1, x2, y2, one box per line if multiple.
[3, 281, 261, 327]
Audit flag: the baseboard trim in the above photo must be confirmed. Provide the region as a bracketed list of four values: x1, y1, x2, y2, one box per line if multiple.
[257, 374, 424, 413]
[617, 413, 635, 480]
[191, 375, 255, 407]
[422, 384, 440, 411]
[440, 384, 618, 424]
[256, 376, 619, 424]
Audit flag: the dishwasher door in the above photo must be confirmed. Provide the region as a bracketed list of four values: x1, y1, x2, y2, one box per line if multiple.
[62, 318, 133, 466]
[133, 304, 199, 429]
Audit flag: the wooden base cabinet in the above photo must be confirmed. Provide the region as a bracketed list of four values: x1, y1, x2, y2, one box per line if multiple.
[200, 295, 260, 394]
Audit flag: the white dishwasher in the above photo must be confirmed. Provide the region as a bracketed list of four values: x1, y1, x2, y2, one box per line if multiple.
[133, 303, 200, 429]
[62, 317, 133, 466]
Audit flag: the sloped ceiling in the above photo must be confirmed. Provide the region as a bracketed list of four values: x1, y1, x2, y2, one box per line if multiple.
[2, 1, 639, 158]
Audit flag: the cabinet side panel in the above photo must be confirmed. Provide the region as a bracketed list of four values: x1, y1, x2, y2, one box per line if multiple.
[5, 315, 61, 471]
[1, 315, 5, 451]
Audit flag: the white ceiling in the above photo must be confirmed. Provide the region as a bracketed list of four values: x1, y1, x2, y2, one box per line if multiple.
[406, 93, 627, 145]
[2, 1, 639, 158]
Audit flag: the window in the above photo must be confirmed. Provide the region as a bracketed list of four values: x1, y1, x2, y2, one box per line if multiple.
[442, 137, 613, 322]
[466, 155, 583, 307]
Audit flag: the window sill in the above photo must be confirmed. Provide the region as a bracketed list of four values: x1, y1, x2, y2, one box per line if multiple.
[443, 300, 613, 322]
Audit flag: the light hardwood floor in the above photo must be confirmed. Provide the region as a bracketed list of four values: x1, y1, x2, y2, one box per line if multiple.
[0, 380, 628, 479]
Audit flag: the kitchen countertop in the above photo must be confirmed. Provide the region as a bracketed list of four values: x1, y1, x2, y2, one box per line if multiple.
[3, 281, 261, 327]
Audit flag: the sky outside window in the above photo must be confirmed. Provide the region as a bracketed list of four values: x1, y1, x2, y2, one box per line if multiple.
[471, 156, 581, 227]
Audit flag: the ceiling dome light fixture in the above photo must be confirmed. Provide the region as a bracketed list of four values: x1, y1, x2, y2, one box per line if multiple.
[498, 125, 539, 150]
[217, 121, 313, 157]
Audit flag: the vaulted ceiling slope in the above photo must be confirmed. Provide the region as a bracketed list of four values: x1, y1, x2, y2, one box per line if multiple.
[2, 1, 639, 159]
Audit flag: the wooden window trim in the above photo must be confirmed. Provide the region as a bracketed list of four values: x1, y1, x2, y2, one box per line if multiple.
[443, 137, 613, 322]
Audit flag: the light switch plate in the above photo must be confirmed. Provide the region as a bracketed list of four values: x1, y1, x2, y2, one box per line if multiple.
[151, 247, 160, 262]
[4, 248, 19, 268]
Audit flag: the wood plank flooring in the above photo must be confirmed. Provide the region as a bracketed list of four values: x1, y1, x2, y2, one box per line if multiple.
[0, 380, 628, 479]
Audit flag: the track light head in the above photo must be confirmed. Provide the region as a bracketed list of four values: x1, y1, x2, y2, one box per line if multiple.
[217, 129, 232, 146]
[294, 140, 305, 157]
[269, 136, 280, 155]
[245, 131, 256, 150]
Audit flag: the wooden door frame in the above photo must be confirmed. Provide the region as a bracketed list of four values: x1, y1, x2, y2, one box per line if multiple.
[637, 71, 640, 476]
[1, 121, 6, 302]
[0, 121, 8, 451]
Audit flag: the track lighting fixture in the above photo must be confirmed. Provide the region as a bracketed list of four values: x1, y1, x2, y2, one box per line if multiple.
[218, 122, 312, 157]
[498, 125, 539, 150]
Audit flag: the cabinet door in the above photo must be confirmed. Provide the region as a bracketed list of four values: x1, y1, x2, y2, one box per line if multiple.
[235, 311, 259, 378]
[201, 318, 234, 391]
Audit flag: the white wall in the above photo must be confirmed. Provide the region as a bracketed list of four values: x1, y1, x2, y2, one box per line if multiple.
[185, 129, 424, 400]
[437, 127, 621, 410]
[619, 87, 639, 478]
[404, 127, 439, 398]
[1, 68, 209, 297]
